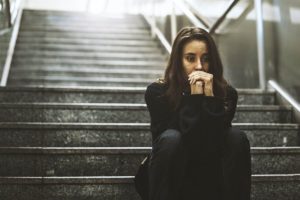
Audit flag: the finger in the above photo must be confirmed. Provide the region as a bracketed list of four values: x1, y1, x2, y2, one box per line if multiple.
[190, 74, 213, 83]
[190, 77, 202, 85]
[189, 71, 213, 78]
[189, 72, 213, 81]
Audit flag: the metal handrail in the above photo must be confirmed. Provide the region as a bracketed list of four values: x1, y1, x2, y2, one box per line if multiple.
[143, 15, 172, 54]
[0, 28, 10, 36]
[209, 0, 240, 34]
[0, 0, 22, 33]
[142, 0, 210, 54]
[172, 0, 208, 31]
[0, 0, 10, 32]
[10, 0, 22, 25]
[268, 80, 300, 123]
[181, 1, 210, 29]
[0, 0, 23, 86]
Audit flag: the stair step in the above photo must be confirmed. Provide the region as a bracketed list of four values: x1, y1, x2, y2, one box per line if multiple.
[0, 122, 297, 147]
[21, 15, 146, 24]
[20, 25, 150, 34]
[0, 86, 275, 104]
[11, 59, 165, 69]
[22, 12, 144, 20]
[21, 11, 147, 27]
[21, 13, 145, 21]
[18, 31, 152, 40]
[17, 37, 157, 46]
[12, 51, 166, 61]
[0, 103, 292, 123]
[0, 147, 299, 176]
[10, 68, 163, 79]
[23, 9, 143, 18]
[14, 43, 161, 53]
[0, 175, 299, 200]
[8, 77, 153, 87]
[21, 23, 148, 30]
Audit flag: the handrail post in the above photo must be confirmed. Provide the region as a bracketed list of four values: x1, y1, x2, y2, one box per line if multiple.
[5, 0, 12, 27]
[170, 1, 177, 42]
[254, 0, 266, 90]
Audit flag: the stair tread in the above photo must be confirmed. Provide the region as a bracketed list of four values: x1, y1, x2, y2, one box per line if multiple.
[0, 86, 275, 94]
[10, 67, 164, 74]
[0, 174, 299, 183]
[14, 43, 161, 52]
[0, 102, 291, 110]
[0, 146, 299, 154]
[0, 122, 298, 129]
[9, 76, 155, 83]
[12, 59, 165, 65]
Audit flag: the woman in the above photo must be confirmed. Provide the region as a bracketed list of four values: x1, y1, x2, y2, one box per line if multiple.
[135, 27, 251, 200]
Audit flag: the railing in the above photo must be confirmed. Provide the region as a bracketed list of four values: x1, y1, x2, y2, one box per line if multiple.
[209, 0, 240, 35]
[268, 80, 300, 123]
[0, 0, 22, 32]
[0, 0, 23, 86]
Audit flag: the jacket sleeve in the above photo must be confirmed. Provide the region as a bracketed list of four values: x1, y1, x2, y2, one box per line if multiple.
[145, 83, 177, 140]
[224, 86, 238, 128]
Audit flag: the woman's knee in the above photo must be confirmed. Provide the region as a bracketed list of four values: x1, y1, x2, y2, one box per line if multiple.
[224, 127, 250, 154]
[152, 129, 182, 155]
[159, 129, 182, 149]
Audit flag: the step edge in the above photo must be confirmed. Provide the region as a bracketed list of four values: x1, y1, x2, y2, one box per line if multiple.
[0, 174, 299, 184]
[0, 122, 298, 129]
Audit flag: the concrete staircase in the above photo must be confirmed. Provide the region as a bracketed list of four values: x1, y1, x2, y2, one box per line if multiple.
[8, 9, 166, 87]
[0, 9, 299, 200]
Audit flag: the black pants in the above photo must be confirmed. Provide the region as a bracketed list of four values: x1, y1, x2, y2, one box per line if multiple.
[148, 128, 251, 200]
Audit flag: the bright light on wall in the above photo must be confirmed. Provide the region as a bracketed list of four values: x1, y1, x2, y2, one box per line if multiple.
[290, 7, 300, 24]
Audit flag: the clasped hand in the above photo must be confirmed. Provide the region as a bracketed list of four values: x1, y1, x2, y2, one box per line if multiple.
[188, 71, 214, 96]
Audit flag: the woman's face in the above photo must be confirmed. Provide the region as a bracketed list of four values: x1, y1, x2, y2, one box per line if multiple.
[182, 39, 209, 76]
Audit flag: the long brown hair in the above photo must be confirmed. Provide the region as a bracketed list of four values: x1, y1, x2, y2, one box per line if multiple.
[163, 27, 228, 110]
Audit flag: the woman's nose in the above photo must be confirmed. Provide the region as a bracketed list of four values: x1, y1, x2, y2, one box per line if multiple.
[195, 59, 202, 70]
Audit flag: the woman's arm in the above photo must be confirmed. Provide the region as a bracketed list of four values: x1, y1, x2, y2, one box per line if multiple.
[224, 85, 238, 128]
[145, 82, 177, 141]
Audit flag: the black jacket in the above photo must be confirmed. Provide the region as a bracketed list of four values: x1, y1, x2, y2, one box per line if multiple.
[135, 82, 238, 199]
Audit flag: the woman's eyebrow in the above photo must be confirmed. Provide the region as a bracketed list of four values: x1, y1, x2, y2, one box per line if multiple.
[183, 52, 195, 56]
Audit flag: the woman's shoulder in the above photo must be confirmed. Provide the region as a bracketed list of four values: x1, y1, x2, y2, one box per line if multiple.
[225, 84, 238, 99]
[146, 79, 166, 91]
[145, 79, 167, 98]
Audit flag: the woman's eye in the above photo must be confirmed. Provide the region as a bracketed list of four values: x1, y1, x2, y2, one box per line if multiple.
[201, 54, 209, 63]
[186, 56, 195, 62]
